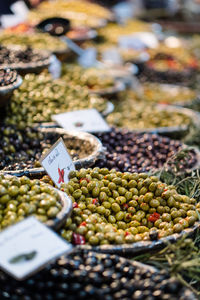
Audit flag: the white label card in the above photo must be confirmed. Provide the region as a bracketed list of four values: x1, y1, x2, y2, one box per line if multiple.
[119, 32, 158, 50]
[0, 217, 72, 280]
[52, 109, 111, 133]
[40, 138, 75, 188]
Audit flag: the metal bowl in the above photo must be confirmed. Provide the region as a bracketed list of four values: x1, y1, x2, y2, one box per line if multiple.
[0, 74, 22, 107]
[2, 175, 72, 231]
[46, 188, 72, 231]
[132, 105, 200, 139]
[0, 46, 52, 75]
[89, 80, 125, 98]
[75, 221, 200, 256]
[0, 128, 104, 177]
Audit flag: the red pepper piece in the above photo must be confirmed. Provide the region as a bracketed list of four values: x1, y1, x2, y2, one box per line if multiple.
[92, 198, 98, 205]
[73, 202, 78, 208]
[123, 204, 129, 210]
[72, 233, 86, 245]
[80, 221, 87, 227]
[80, 178, 90, 183]
[125, 231, 130, 236]
[148, 212, 160, 223]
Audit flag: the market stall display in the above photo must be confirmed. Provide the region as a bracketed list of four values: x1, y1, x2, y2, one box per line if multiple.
[0, 1, 200, 298]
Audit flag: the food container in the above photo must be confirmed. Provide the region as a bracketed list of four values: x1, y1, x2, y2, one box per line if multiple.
[75, 221, 200, 256]
[2, 175, 72, 231]
[89, 80, 125, 98]
[0, 73, 22, 107]
[1, 129, 104, 177]
[0, 46, 52, 76]
[133, 105, 200, 139]
[46, 188, 72, 230]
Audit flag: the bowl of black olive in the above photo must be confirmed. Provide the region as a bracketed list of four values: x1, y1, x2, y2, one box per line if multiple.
[0, 68, 22, 107]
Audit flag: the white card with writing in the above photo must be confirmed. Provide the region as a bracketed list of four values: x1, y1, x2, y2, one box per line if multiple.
[0, 217, 72, 280]
[52, 109, 111, 133]
[40, 138, 75, 188]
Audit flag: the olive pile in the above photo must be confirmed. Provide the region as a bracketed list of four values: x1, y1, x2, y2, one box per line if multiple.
[0, 68, 18, 87]
[138, 83, 197, 105]
[0, 251, 192, 300]
[61, 64, 115, 90]
[107, 101, 191, 130]
[4, 73, 107, 127]
[0, 125, 92, 171]
[60, 168, 198, 246]
[95, 128, 197, 173]
[0, 46, 49, 66]
[0, 125, 44, 171]
[0, 175, 62, 230]
[0, 32, 67, 53]
[98, 20, 152, 44]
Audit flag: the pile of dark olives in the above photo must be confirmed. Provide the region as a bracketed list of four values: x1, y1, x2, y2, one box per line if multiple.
[0, 68, 18, 87]
[0, 175, 62, 230]
[4, 73, 108, 127]
[0, 125, 91, 171]
[95, 128, 198, 173]
[0, 45, 49, 65]
[60, 168, 198, 246]
[0, 251, 192, 300]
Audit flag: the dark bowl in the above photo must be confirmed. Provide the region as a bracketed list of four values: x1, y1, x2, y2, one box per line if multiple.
[36, 17, 71, 36]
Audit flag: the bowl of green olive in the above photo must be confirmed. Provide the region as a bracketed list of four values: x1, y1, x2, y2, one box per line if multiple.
[107, 104, 200, 139]
[57, 168, 200, 255]
[0, 174, 72, 231]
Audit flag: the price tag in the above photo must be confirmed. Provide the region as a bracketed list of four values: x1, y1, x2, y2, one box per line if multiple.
[52, 109, 111, 133]
[39, 138, 75, 188]
[119, 32, 158, 50]
[0, 217, 72, 280]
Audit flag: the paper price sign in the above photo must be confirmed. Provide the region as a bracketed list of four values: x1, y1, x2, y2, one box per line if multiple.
[52, 109, 111, 133]
[40, 138, 75, 188]
[0, 217, 72, 280]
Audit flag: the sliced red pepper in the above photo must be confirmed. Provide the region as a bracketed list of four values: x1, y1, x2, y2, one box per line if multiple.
[80, 221, 87, 227]
[80, 178, 90, 183]
[125, 231, 130, 236]
[148, 212, 160, 223]
[92, 198, 98, 205]
[123, 204, 129, 210]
